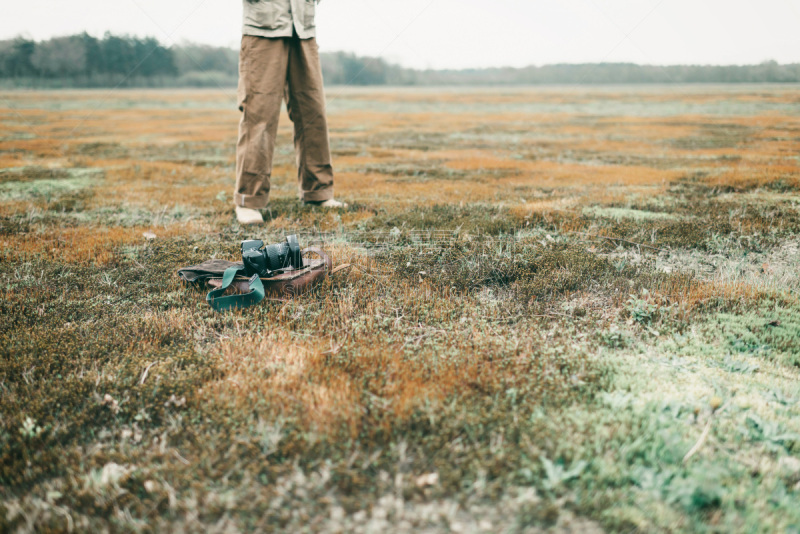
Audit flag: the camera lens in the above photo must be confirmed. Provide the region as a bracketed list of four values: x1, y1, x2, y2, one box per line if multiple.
[265, 243, 290, 271]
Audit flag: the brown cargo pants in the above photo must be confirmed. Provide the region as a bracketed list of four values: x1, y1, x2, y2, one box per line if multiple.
[235, 33, 334, 208]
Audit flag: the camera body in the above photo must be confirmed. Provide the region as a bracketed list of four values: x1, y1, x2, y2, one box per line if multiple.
[241, 235, 304, 278]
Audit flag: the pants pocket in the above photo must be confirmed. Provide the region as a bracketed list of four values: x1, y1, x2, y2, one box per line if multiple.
[237, 39, 248, 111]
[237, 76, 247, 112]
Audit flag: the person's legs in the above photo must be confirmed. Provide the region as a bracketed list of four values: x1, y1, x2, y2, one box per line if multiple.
[285, 35, 335, 203]
[234, 35, 290, 210]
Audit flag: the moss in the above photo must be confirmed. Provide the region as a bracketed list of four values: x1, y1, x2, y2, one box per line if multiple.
[708, 304, 800, 367]
[0, 175, 95, 202]
[0, 259, 222, 487]
[367, 203, 521, 235]
[381, 239, 696, 311]
[351, 161, 473, 182]
[0, 166, 74, 184]
[583, 206, 682, 222]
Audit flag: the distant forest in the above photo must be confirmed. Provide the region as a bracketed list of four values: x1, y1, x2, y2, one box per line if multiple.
[2, 33, 800, 88]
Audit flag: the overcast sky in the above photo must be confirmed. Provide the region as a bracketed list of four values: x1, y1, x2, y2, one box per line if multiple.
[3, 0, 800, 69]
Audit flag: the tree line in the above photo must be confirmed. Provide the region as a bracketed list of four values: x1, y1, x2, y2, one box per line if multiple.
[1, 33, 799, 87]
[418, 61, 800, 85]
[0, 34, 241, 88]
[0, 34, 180, 87]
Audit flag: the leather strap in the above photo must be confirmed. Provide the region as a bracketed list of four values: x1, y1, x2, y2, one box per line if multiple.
[331, 264, 352, 276]
[302, 247, 332, 272]
[206, 267, 265, 312]
[178, 259, 242, 283]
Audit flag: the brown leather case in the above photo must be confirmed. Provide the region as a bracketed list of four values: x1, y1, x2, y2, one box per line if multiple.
[206, 247, 336, 301]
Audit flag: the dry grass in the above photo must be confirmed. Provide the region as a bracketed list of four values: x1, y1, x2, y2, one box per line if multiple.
[1, 86, 800, 533]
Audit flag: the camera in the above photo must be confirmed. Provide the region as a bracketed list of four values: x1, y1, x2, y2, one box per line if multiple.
[241, 235, 304, 277]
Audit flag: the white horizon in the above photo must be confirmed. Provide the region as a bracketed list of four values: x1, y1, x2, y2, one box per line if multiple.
[3, 0, 800, 70]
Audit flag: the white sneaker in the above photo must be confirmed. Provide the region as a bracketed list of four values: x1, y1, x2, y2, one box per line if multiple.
[306, 199, 348, 209]
[235, 206, 264, 225]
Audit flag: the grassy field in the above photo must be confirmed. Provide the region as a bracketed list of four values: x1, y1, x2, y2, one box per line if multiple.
[1, 85, 800, 533]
